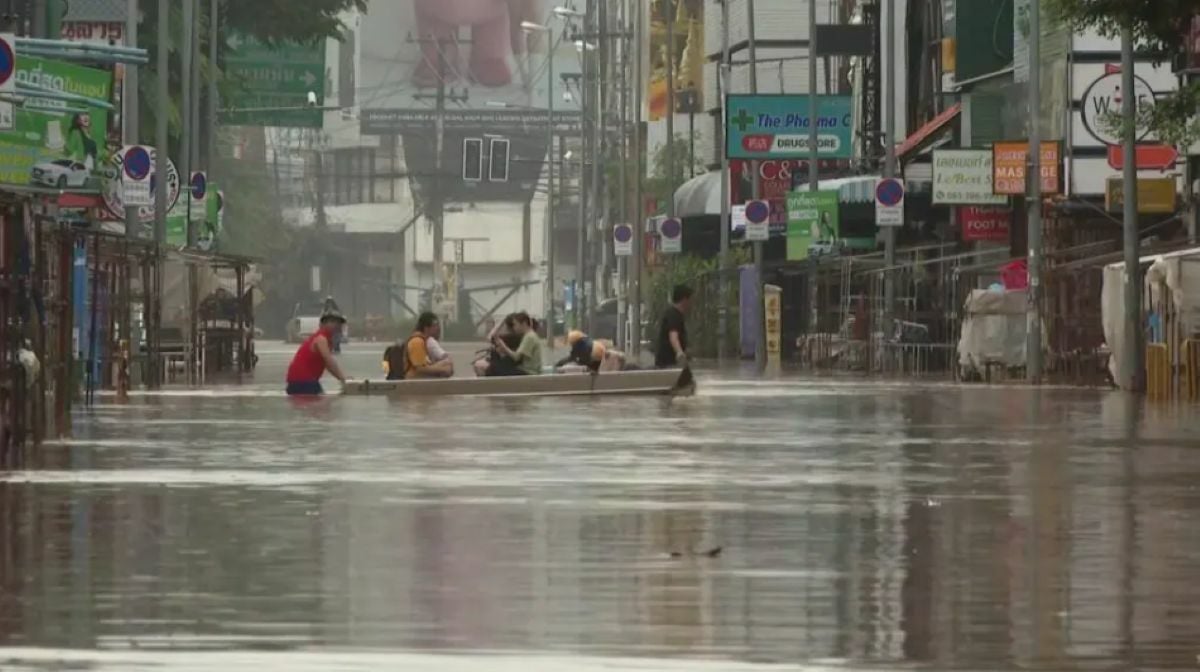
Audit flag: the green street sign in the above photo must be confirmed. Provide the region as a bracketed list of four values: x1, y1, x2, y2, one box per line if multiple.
[219, 34, 325, 128]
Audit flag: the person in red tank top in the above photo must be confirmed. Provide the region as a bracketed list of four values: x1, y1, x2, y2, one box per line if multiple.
[286, 311, 349, 395]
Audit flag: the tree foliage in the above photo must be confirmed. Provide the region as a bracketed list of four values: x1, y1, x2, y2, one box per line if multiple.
[1047, 0, 1200, 145]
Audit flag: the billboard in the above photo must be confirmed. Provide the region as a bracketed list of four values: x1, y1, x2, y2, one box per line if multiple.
[0, 57, 114, 189]
[358, 0, 583, 134]
[725, 94, 854, 160]
[786, 190, 840, 260]
[649, 0, 704, 121]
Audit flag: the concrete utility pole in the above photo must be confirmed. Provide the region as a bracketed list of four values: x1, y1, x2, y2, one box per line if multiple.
[630, 0, 645, 357]
[181, 0, 193, 243]
[152, 0, 170, 389]
[718, 0, 731, 362]
[883, 0, 897, 339]
[665, 0, 675, 218]
[1120, 26, 1143, 392]
[1025, 0, 1042, 383]
[589, 0, 607, 334]
[747, 0, 764, 370]
[546, 32, 557, 348]
[616, 0, 630, 350]
[125, 0, 140, 245]
[207, 0, 219, 171]
[413, 37, 467, 323]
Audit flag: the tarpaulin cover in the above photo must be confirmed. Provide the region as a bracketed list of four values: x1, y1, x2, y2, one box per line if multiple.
[957, 288, 1028, 370]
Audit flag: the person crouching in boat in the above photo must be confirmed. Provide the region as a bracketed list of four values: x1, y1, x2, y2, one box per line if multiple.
[556, 330, 631, 372]
[285, 310, 349, 395]
[488, 311, 543, 376]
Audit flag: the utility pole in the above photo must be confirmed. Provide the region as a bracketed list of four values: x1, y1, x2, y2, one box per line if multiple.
[630, 0, 645, 357]
[546, 34, 557, 349]
[152, 0, 169, 389]
[665, 1, 675, 220]
[413, 36, 468, 323]
[883, 0, 897, 342]
[207, 0, 219, 171]
[747, 0, 764, 370]
[718, 0, 731, 363]
[589, 0, 607, 334]
[1025, 0, 1042, 383]
[575, 1, 592, 330]
[181, 0, 193, 243]
[616, 0, 630, 350]
[1120, 27, 1143, 392]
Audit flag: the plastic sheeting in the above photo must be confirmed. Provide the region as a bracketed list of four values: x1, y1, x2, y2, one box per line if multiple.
[1103, 247, 1200, 388]
[957, 288, 1028, 371]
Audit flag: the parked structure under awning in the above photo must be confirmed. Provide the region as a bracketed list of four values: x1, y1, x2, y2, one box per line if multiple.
[673, 172, 880, 218]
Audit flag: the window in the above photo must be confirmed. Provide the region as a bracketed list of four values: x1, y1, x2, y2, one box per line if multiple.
[462, 138, 484, 182]
[488, 138, 510, 182]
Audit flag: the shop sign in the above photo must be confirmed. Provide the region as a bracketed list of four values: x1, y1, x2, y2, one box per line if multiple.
[993, 141, 1061, 195]
[960, 206, 1011, 242]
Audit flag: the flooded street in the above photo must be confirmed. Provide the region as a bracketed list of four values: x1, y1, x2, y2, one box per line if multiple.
[2, 343, 1200, 671]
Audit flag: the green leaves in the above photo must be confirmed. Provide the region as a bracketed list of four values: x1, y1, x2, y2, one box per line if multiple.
[1046, 0, 1200, 145]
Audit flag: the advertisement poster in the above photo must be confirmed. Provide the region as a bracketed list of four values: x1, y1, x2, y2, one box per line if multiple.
[358, 0, 583, 132]
[649, 0, 704, 121]
[993, 141, 1061, 195]
[786, 190, 839, 260]
[0, 57, 114, 189]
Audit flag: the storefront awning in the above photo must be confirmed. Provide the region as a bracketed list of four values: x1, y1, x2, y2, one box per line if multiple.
[674, 172, 879, 218]
[895, 103, 962, 162]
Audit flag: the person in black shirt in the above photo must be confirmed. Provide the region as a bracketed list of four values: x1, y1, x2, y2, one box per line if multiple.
[656, 284, 693, 369]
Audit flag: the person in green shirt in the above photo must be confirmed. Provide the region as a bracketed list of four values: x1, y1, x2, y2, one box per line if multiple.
[491, 311, 543, 376]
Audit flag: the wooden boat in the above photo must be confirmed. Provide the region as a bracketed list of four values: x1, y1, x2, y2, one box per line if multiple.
[341, 368, 691, 398]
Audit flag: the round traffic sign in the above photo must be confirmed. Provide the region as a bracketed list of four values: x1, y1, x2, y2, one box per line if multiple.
[660, 217, 682, 239]
[0, 37, 14, 90]
[745, 200, 770, 224]
[124, 146, 151, 181]
[613, 223, 633, 243]
[103, 146, 181, 222]
[876, 178, 904, 206]
[191, 172, 207, 200]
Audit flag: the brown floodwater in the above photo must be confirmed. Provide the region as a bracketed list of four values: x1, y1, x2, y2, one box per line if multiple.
[1, 342, 1198, 671]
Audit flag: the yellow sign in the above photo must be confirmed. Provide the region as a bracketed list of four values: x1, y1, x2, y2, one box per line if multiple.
[763, 285, 782, 365]
[1105, 177, 1176, 214]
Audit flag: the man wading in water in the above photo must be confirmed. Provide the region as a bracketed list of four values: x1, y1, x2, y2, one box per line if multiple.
[285, 311, 349, 395]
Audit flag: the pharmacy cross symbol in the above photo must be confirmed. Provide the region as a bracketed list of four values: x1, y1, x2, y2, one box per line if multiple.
[732, 109, 754, 132]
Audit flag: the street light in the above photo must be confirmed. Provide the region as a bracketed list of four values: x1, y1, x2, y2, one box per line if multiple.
[521, 18, 557, 347]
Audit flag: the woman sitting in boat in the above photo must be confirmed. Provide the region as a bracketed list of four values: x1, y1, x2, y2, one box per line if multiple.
[556, 330, 631, 373]
[473, 313, 521, 377]
[487, 311, 544, 376]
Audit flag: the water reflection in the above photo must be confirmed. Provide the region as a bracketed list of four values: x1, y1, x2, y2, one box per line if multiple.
[0, 347, 1198, 670]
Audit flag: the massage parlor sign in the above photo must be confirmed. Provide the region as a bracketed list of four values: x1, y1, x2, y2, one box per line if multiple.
[992, 141, 1061, 195]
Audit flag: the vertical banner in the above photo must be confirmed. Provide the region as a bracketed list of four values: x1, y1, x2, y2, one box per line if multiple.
[648, 0, 704, 121]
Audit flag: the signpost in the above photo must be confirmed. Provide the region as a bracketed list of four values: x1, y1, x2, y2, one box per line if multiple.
[613, 223, 633, 256]
[0, 34, 15, 94]
[189, 171, 207, 221]
[104, 146, 180, 224]
[120, 145, 153, 206]
[745, 199, 770, 241]
[219, 34, 326, 128]
[875, 178, 905, 226]
[660, 217, 682, 254]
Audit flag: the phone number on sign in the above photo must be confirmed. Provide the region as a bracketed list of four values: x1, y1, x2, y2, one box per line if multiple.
[62, 22, 125, 43]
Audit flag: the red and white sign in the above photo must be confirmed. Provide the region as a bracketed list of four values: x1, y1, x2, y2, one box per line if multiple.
[1106, 144, 1178, 171]
[960, 206, 1011, 242]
